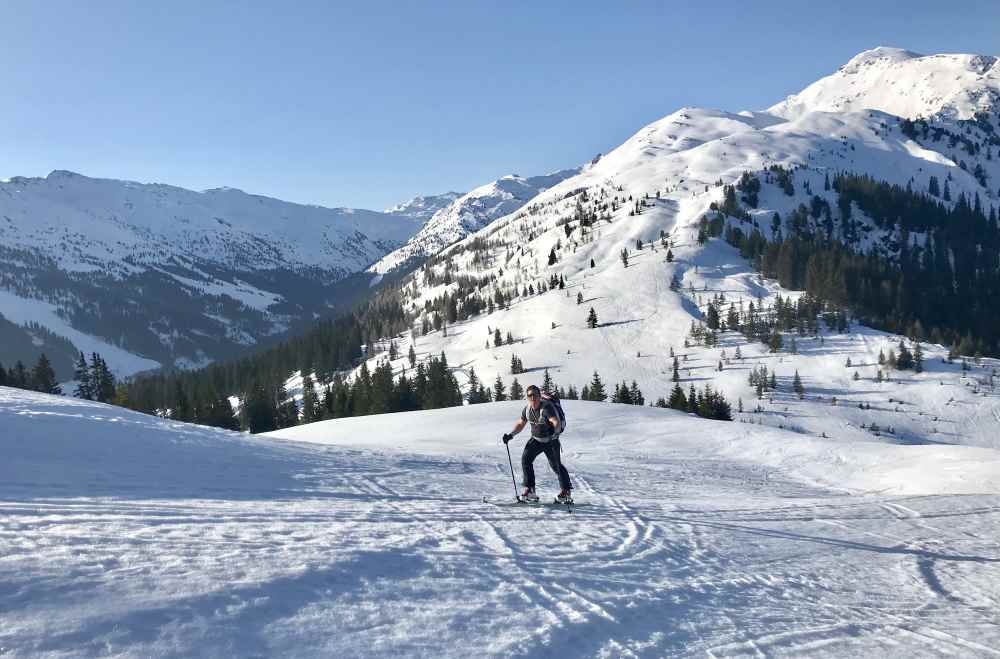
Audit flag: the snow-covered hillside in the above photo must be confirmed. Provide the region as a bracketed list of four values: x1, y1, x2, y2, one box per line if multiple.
[770, 46, 1000, 121]
[385, 190, 464, 223]
[340, 47, 1000, 452]
[3, 386, 999, 656]
[370, 169, 580, 274]
[0, 171, 427, 375]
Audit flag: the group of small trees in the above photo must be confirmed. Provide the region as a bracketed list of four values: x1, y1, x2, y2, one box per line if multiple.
[72, 351, 117, 403]
[0, 353, 65, 396]
[240, 352, 467, 434]
[880, 339, 924, 373]
[611, 380, 644, 405]
[658, 383, 733, 421]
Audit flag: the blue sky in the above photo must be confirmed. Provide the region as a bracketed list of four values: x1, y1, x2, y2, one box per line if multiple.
[2, 1, 998, 210]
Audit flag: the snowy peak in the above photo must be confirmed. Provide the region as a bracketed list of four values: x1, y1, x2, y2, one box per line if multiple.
[586, 107, 784, 179]
[385, 191, 464, 223]
[369, 167, 580, 273]
[770, 46, 1000, 120]
[840, 46, 922, 70]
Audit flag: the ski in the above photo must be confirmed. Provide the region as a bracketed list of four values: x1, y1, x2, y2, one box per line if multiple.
[482, 495, 574, 512]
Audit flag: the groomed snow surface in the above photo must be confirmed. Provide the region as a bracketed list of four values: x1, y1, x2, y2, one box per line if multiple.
[3, 387, 999, 657]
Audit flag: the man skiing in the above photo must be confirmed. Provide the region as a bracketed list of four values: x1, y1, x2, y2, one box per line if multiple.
[502, 384, 573, 503]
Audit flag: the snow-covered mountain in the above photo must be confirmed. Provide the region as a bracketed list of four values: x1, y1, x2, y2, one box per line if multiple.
[385, 190, 463, 223]
[3, 385, 998, 656]
[339, 47, 1000, 452]
[770, 46, 1000, 120]
[0, 171, 426, 376]
[370, 168, 580, 274]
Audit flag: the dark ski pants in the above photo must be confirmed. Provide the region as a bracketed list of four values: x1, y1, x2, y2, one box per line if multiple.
[521, 437, 572, 491]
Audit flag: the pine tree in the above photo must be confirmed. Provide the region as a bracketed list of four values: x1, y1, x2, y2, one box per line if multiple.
[408, 344, 417, 368]
[509, 378, 524, 400]
[577, 291, 583, 305]
[914, 342, 924, 373]
[588, 371, 607, 401]
[88, 353, 115, 403]
[242, 381, 277, 433]
[31, 354, 61, 394]
[202, 393, 240, 430]
[792, 370, 804, 398]
[466, 367, 482, 404]
[672, 356, 680, 382]
[275, 387, 299, 429]
[706, 303, 720, 330]
[10, 361, 28, 389]
[492, 375, 507, 402]
[896, 340, 914, 370]
[590, 258, 595, 268]
[620, 248, 629, 268]
[587, 307, 599, 329]
[629, 381, 644, 406]
[666, 249, 673, 262]
[71, 351, 91, 399]
[768, 330, 783, 353]
[667, 383, 687, 410]
[301, 375, 321, 423]
[542, 369, 554, 394]
[382, 371, 402, 414]
[172, 380, 193, 422]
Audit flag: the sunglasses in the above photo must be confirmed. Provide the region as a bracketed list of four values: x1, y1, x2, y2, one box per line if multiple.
[526, 393, 539, 399]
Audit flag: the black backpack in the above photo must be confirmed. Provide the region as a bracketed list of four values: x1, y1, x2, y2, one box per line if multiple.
[540, 392, 567, 436]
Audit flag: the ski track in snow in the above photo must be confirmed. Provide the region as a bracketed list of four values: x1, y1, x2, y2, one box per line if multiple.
[3, 389, 999, 657]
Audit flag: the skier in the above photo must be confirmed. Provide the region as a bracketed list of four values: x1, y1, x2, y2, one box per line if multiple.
[502, 384, 573, 503]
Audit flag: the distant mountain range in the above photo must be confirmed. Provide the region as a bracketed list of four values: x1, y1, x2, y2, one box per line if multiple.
[0, 165, 575, 378]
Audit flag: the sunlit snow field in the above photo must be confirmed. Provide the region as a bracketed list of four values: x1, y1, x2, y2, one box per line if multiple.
[2, 388, 999, 657]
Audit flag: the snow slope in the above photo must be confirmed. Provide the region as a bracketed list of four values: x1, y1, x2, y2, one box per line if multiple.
[349, 48, 1000, 455]
[770, 47, 1000, 120]
[3, 386, 999, 657]
[370, 169, 580, 274]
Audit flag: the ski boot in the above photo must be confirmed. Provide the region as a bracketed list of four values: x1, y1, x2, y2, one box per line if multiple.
[520, 487, 539, 503]
[555, 489, 573, 505]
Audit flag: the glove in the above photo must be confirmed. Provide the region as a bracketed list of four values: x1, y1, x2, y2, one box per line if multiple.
[502, 433, 513, 444]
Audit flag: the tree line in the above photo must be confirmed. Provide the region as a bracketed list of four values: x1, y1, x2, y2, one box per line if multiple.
[722, 172, 1000, 357]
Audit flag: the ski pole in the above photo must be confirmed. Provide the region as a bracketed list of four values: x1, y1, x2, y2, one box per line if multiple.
[505, 441, 519, 501]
